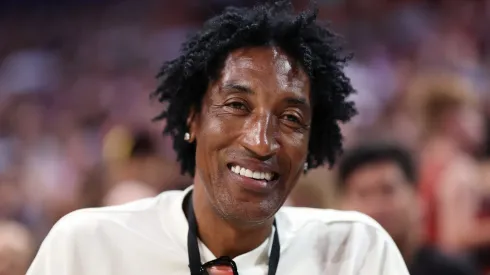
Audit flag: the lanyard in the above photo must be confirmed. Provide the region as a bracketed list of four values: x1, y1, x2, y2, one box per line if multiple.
[186, 193, 280, 275]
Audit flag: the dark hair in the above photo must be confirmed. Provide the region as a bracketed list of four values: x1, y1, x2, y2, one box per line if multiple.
[337, 142, 417, 188]
[130, 130, 158, 158]
[152, 1, 357, 176]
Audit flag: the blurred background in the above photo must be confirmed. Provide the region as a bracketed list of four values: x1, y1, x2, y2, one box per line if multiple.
[0, 0, 490, 274]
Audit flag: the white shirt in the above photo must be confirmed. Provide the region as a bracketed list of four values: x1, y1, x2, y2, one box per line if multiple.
[27, 187, 409, 275]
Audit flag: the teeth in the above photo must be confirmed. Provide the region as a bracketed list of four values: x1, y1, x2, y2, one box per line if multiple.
[230, 165, 274, 181]
[245, 169, 253, 177]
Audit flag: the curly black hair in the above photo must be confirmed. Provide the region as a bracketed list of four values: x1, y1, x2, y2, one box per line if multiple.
[152, 1, 357, 177]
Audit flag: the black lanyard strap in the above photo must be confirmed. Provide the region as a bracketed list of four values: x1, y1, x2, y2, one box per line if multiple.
[186, 192, 280, 275]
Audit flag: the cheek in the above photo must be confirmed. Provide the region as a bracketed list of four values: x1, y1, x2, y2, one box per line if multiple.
[278, 136, 310, 196]
[201, 117, 242, 156]
[195, 111, 240, 174]
[388, 194, 412, 218]
[282, 131, 309, 170]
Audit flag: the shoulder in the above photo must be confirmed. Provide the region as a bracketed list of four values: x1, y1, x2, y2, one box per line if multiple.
[277, 207, 394, 251]
[277, 207, 408, 273]
[278, 206, 385, 233]
[47, 190, 184, 241]
[28, 190, 187, 274]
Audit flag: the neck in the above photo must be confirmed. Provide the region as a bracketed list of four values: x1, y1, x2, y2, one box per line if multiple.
[395, 227, 421, 266]
[191, 184, 273, 258]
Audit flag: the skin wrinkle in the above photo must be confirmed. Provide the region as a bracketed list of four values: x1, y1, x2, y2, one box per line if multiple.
[190, 46, 311, 258]
[242, 110, 278, 158]
[152, 3, 358, 182]
[197, 46, 310, 219]
[235, 57, 263, 71]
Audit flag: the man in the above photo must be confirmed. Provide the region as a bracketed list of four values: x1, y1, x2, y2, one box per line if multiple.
[27, 2, 408, 274]
[103, 126, 192, 192]
[337, 141, 480, 275]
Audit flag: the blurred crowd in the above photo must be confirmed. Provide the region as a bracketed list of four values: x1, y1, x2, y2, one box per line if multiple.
[0, 0, 490, 274]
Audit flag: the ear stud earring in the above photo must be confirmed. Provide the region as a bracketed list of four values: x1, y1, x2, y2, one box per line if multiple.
[184, 132, 190, 141]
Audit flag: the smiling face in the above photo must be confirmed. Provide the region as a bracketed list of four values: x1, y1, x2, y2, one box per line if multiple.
[189, 46, 311, 224]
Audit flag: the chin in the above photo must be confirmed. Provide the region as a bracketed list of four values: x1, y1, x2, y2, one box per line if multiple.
[214, 192, 282, 226]
[203, 167, 289, 225]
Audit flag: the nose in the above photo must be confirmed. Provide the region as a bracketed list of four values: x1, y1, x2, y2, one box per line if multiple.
[241, 111, 279, 159]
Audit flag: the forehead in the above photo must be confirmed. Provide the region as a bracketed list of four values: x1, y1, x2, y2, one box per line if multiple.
[218, 46, 309, 94]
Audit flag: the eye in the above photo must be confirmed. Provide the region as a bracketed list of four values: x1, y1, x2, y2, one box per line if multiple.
[283, 114, 301, 124]
[281, 112, 304, 126]
[223, 100, 250, 114]
[280, 112, 308, 132]
[227, 101, 247, 110]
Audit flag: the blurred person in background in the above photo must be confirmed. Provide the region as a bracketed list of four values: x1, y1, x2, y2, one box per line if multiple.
[285, 166, 337, 209]
[77, 164, 109, 209]
[103, 125, 192, 193]
[103, 127, 161, 205]
[0, 220, 35, 275]
[104, 127, 163, 192]
[337, 141, 480, 275]
[76, 127, 163, 209]
[0, 94, 86, 240]
[0, 171, 29, 225]
[77, 125, 192, 210]
[408, 74, 490, 272]
[102, 180, 158, 206]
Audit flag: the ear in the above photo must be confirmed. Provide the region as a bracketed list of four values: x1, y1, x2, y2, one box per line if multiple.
[186, 107, 199, 142]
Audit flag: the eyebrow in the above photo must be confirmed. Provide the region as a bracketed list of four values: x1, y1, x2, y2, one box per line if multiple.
[222, 83, 255, 95]
[286, 97, 308, 107]
[222, 82, 309, 107]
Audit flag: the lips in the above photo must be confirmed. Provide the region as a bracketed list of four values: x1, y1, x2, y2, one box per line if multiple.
[229, 164, 275, 181]
[226, 161, 280, 193]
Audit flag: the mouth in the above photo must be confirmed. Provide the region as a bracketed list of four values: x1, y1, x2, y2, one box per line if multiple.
[227, 163, 280, 192]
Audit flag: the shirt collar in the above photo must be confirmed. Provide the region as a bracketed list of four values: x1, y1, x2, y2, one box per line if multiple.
[163, 185, 286, 270]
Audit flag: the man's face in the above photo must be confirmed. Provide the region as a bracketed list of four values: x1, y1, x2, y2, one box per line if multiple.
[191, 46, 311, 224]
[341, 161, 417, 241]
